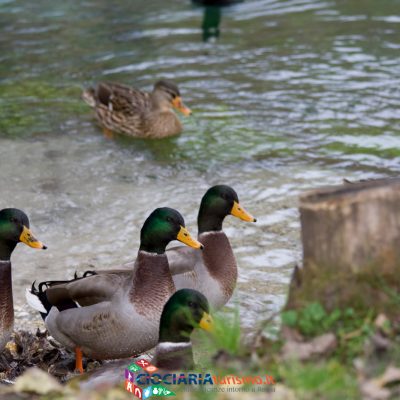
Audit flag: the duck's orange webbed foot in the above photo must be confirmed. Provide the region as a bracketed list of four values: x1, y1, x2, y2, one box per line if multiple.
[103, 127, 115, 139]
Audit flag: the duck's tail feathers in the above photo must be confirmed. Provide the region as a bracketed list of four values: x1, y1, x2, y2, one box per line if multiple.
[74, 270, 97, 279]
[82, 87, 97, 107]
[25, 282, 49, 318]
[26, 273, 98, 320]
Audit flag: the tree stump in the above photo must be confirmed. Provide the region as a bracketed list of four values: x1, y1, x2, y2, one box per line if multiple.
[286, 178, 400, 313]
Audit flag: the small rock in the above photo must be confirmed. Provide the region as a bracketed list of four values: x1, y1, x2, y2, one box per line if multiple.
[360, 380, 390, 400]
[14, 367, 62, 395]
[353, 358, 366, 381]
[281, 326, 304, 343]
[359, 365, 400, 400]
[374, 314, 391, 336]
[282, 333, 337, 361]
[371, 333, 391, 352]
[377, 365, 400, 387]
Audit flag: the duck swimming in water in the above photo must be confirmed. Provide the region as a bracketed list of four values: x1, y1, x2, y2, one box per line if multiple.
[82, 79, 192, 139]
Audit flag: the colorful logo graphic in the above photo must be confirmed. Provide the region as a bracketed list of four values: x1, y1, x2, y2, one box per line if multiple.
[125, 359, 276, 397]
[125, 359, 176, 399]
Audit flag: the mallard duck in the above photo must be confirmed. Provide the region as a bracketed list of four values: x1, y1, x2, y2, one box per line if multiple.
[26, 208, 203, 372]
[82, 79, 192, 139]
[77, 288, 213, 391]
[0, 208, 46, 351]
[167, 185, 256, 309]
[152, 288, 212, 370]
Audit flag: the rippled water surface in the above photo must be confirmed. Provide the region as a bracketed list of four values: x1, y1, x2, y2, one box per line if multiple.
[1, 0, 400, 331]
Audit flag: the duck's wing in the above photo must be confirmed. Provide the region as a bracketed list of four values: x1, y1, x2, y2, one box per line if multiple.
[44, 271, 131, 308]
[81, 267, 133, 276]
[95, 82, 152, 115]
[166, 246, 197, 275]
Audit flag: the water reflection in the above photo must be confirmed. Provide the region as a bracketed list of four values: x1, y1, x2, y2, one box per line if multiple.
[202, 6, 221, 42]
[192, 0, 244, 42]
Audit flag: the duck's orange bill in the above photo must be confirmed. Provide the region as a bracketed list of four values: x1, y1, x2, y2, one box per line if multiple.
[177, 226, 203, 250]
[231, 201, 256, 222]
[19, 226, 47, 249]
[199, 312, 214, 333]
[172, 96, 192, 116]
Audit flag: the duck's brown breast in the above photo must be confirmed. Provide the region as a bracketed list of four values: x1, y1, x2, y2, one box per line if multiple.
[0, 261, 14, 350]
[199, 231, 238, 300]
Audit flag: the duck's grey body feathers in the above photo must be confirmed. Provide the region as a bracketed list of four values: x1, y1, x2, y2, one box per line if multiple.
[43, 251, 175, 359]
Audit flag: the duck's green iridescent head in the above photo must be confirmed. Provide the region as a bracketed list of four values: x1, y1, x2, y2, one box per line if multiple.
[0, 208, 46, 261]
[198, 185, 256, 233]
[140, 207, 203, 254]
[159, 289, 213, 343]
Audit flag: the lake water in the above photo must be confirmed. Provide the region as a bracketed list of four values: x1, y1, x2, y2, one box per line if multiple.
[1, 0, 399, 332]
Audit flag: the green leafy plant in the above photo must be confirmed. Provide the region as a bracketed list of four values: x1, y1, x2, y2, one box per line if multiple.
[280, 360, 360, 400]
[281, 302, 342, 337]
[194, 302, 242, 371]
[210, 305, 241, 355]
[282, 302, 377, 363]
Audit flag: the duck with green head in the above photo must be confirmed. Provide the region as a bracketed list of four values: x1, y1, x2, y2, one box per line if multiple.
[167, 185, 256, 309]
[26, 208, 202, 372]
[77, 289, 213, 391]
[153, 288, 213, 370]
[0, 208, 46, 351]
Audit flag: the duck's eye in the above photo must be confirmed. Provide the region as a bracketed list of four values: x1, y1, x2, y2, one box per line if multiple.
[10, 217, 18, 224]
[188, 301, 195, 308]
[166, 216, 173, 223]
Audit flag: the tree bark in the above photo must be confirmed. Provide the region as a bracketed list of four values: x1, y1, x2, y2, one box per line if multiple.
[286, 178, 400, 313]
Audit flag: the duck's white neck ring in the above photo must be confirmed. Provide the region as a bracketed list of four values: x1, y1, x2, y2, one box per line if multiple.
[156, 342, 192, 352]
[138, 250, 167, 257]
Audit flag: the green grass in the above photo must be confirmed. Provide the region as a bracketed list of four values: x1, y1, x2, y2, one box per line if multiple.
[279, 360, 360, 400]
[195, 303, 242, 364]
[281, 302, 375, 363]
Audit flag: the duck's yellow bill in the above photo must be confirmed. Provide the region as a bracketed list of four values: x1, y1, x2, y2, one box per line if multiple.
[199, 312, 214, 332]
[172, 96, 192, 116]
[177, 226, 203, 250]
[19, 226, 47, 249]
[231, 201, 256, 222]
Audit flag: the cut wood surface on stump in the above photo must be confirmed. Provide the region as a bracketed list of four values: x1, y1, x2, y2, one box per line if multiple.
[286, 178, 400, 313]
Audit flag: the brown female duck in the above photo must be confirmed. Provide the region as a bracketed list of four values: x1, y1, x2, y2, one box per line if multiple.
[0, 208, 46, 351]
[82, 79, 192, 139]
